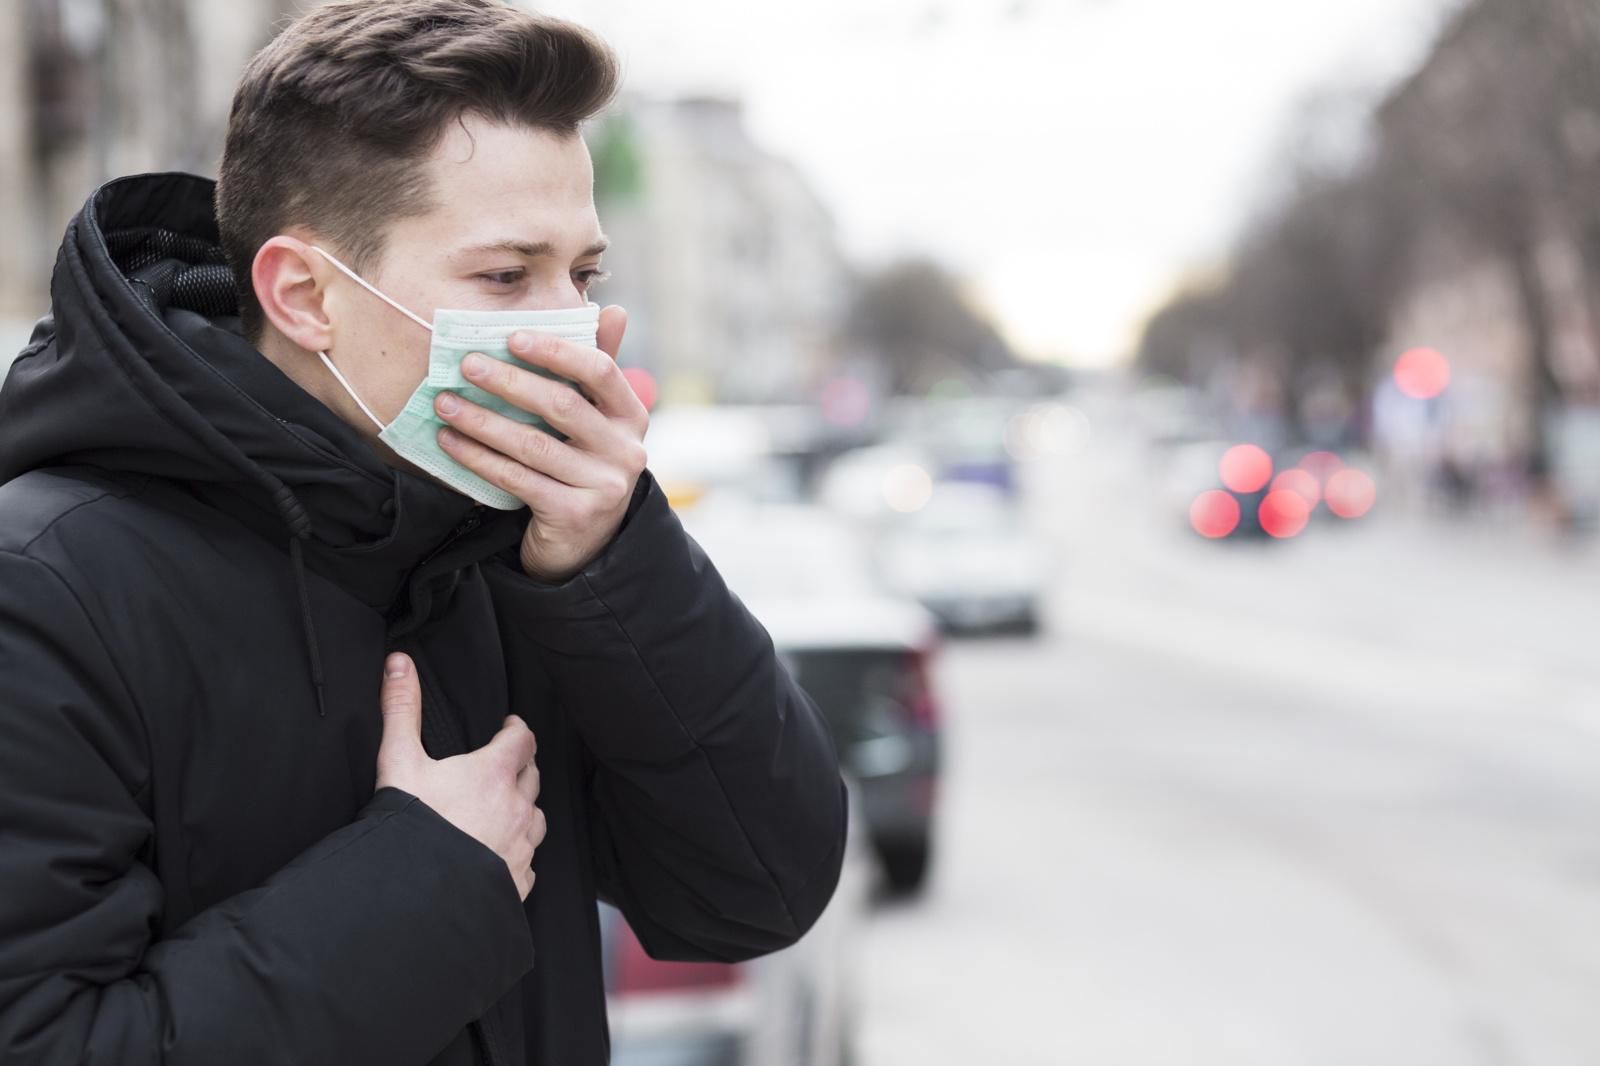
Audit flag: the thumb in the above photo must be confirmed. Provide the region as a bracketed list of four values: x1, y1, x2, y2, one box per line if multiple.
[597, 304, 627, 361]
[376, 653, 425, 776]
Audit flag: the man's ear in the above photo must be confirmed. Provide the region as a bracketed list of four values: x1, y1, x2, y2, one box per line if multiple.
[253, 236, 333, 353]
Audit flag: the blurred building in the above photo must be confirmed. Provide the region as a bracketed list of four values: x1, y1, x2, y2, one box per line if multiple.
[3, 5, 849, 406]
[0, 0, 288, 318]
[596, 97, 848, 405]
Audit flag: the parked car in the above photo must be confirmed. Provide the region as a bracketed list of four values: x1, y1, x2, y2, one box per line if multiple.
[876, 481, 1048, 634]
[763, 596, 943, 894]
[603, 787, 873, 1066]
[680, 502, 945, 895]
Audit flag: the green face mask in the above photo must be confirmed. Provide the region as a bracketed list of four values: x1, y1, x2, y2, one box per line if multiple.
[311, 245, 600, 510]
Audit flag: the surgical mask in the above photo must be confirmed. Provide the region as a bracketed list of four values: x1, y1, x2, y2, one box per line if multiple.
[310, 245, 600, 510]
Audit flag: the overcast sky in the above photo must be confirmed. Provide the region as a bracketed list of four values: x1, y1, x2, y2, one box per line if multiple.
[543, 0, 1452, 367]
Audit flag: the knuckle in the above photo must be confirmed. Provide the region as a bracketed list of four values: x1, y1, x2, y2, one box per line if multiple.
[503, 748, 528, 780]
[551, 385, 583, 421]
[494, 360, 518, 393]
[379, 689, 411, 713]
[521, 424, 552, 461]
[626, 441, 648, 475]
[501, 455, 533, 491]
[591, 476, 625, 509]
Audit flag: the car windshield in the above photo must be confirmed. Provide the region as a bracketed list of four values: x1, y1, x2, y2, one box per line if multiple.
[784, 649, 912, 743]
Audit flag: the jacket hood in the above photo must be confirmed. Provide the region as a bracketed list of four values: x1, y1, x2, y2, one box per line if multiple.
[0, 172, 527, 671]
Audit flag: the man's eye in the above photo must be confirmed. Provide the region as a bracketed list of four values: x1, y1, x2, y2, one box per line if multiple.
[576, 268, 612, 290]
[480, 270, 525, 286]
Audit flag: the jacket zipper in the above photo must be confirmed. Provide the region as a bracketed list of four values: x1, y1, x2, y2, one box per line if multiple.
[420, 507, 485, 570]
[393, 507, 485, 622]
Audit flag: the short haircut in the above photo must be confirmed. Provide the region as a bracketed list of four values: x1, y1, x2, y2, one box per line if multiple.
[215, 0, 619, 340]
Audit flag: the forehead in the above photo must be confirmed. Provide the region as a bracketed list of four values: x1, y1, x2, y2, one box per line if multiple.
[400, 115, 600, 249]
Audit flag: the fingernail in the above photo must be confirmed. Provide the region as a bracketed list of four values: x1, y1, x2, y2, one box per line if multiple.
[462, 353, 487, 378]
[438, 427, 459, 447]
[385, 654, 407, 678]
[437, 392, 460, 416]
[509, 331, 532, 352]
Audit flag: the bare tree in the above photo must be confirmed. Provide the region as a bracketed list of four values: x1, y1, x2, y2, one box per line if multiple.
[842, 259, 1020, 396]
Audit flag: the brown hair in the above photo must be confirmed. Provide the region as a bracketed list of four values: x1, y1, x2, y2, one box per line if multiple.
[216, 0, 620, 340]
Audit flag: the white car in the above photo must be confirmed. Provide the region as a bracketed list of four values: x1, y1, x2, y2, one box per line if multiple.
[877, 481, 1049, 634]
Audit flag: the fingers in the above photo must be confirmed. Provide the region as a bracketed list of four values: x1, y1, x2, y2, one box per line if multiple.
[510, 802, 546, 902]
[529, 804, 547, 852]
[456, 351, 613, 440]
[487, 714, 536, 775]
[507, 329, 648, 431]
[434, 389, 609, 485]
[375, 653, 424, 777]
[516, 757, 540, 805]
[436, 424, 571, 512]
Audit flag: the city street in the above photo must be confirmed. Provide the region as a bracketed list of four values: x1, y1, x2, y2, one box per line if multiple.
[858, 431, 1600, 1066]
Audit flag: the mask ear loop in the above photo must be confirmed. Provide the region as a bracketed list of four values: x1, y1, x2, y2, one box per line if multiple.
[308, 245, 435, 332]
[316, 350, 388, 431]
[306, 244, 435, 433]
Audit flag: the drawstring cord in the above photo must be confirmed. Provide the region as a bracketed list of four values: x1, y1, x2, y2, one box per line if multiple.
[271, 482, 328, 721]
[287, 534, 329, 718]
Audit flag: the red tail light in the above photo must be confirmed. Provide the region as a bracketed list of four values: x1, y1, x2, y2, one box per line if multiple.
[903, 639, 941, 730]
[612, 922, 743, 997]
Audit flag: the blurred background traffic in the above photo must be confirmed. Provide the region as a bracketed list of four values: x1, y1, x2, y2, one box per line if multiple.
[5, 0, 1600, 1063]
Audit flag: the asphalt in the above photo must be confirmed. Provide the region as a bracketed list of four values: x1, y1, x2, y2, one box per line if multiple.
[858, 415, 1600, 1066]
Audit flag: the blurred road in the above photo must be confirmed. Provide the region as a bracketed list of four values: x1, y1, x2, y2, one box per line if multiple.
[859, 422, 1600, 1065]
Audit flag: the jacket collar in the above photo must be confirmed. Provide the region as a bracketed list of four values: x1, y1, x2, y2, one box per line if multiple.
[0, 171, 527, 620]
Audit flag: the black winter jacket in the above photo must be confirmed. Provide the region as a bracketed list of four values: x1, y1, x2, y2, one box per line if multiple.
[0, 172, 847, 1066]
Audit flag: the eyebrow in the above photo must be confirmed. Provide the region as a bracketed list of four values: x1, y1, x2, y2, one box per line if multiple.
[457, 237, 610, 260]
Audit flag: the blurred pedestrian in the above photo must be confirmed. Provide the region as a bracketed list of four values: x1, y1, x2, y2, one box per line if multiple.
[0, 3, 847, 1064]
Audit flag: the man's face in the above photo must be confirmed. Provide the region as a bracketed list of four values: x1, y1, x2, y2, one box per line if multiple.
[318, 114, 608, 450]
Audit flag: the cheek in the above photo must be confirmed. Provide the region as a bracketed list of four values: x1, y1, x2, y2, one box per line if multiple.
[361, 320, 430, 414]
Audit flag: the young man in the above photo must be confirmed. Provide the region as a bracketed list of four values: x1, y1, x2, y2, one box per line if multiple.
[0, 2, 847, 1064]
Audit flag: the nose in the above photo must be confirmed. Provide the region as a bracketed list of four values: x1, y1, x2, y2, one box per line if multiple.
[527, 277, 589, 311]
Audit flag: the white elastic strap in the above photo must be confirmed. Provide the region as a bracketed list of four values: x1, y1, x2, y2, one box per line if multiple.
[308, 245, 434, 333]
[317, 350, 387, 432]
